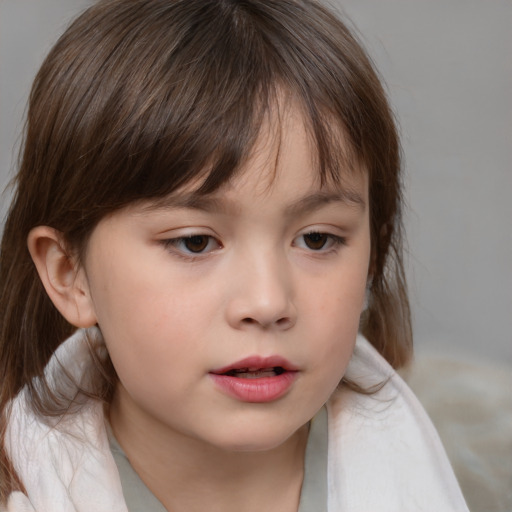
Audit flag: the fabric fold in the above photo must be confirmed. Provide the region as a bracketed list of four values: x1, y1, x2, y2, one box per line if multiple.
[4, 329, 468, 511]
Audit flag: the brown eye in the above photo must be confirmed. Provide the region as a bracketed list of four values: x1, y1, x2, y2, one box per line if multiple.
[184, 235, 209, 253]
[303, 232, 328, 250]
[161, 234, 221, 257]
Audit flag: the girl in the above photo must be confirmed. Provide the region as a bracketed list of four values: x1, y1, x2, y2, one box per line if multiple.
[0, 0, 468, 510]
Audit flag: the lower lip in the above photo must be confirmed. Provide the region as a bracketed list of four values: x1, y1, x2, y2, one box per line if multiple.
[209, 372, 297, 403]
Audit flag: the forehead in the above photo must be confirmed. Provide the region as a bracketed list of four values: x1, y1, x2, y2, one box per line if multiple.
[144, 103, 367, 215]
[232, 108, 365, 201]
[145, 99, 366, 210]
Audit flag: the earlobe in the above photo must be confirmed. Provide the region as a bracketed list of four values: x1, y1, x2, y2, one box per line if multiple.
[27, 226, 97, 328]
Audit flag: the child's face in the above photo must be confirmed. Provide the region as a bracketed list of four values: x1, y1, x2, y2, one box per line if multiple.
[80, 107, 370, 452]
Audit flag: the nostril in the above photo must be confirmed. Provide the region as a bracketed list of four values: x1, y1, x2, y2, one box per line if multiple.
[276, 317, 291, 327]
[240, 316, 291, 328]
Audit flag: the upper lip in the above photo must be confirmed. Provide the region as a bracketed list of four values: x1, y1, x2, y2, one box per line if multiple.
[210, 355, 299, 375]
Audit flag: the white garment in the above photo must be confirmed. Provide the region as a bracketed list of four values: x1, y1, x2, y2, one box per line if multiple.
[327, 341, 469, 510]
[3, 328, 468, 511]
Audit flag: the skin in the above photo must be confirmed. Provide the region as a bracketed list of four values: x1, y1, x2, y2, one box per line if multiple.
[30, 106, 371, 512]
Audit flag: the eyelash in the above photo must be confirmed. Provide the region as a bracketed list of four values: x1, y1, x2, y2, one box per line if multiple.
[294, 232, 347, 252]
[160, 231, 346, 260]
[160, 235, 222, 259]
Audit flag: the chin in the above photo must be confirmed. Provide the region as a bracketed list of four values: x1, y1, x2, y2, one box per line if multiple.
[206, 421, 306, 454]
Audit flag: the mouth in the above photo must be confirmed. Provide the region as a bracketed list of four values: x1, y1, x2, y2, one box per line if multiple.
[210, 355, 298, 378]
[220, 366, 287, 379]
[209, 356, 298, 403]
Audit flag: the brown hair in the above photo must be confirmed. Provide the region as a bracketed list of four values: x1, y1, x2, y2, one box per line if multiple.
[0, 0, 411, 499]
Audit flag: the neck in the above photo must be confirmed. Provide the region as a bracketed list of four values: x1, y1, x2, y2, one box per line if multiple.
[109, 387, 309, 512]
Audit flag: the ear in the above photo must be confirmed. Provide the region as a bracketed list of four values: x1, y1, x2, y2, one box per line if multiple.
[27, 226, 97, 328]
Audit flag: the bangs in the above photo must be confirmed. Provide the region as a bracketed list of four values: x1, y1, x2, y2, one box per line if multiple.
[24, 0, 398, 241]
[36, 0, 379, 218]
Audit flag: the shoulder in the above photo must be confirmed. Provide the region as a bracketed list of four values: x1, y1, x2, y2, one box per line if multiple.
[325, 335, 469, 512]
[4, 328, 128, 512]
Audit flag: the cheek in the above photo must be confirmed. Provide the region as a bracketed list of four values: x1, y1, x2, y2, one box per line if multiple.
[299, 268, 366, 373]
[303, 270, 366, 330]
[91, 271, 218, 391]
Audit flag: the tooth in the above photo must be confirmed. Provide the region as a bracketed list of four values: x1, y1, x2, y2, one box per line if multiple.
[235, 369, 277, 378]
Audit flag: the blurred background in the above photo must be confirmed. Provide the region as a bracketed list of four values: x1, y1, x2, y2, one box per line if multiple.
[338, 0, 512, 367]
[1, 1, 511, 509]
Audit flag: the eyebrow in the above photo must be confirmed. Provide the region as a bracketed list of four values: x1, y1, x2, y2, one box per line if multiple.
[283, 190, 366, 217]
[146, 189, 365, 216]
[146, 194, 236, 214]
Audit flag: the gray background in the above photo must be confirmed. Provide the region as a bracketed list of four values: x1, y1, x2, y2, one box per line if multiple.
[1, 0, 511, 365]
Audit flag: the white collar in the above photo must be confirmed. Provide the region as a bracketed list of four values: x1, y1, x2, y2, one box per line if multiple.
[4, 329, 468, 511]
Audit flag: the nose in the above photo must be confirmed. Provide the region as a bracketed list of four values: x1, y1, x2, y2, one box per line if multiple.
[225, 251, 297, 331]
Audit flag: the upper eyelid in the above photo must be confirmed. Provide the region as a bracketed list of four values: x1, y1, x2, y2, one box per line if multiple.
[162, 234, 220, 245]
[158, 226, 347, 240]
[296, 223, 348, 237]
[155, 225, 218, 237]
[155, 218, 349, 238]
[294, 232, 346, 244]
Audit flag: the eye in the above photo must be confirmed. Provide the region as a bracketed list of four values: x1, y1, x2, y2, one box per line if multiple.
[303, 232, 329, 250]
[182, 235, 210, 253]
[162, 235, 221, 255]
[295, 232, 346, 251]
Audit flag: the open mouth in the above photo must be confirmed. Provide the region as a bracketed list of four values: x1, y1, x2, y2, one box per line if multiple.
[209, 357, 298, 402]
[222, 367, 286, 379]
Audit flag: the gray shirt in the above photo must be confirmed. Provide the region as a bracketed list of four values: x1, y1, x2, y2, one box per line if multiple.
[109, 407, 328, 512]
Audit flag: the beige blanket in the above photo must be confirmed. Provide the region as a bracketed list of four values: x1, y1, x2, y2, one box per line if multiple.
[405, 354, 512, 512]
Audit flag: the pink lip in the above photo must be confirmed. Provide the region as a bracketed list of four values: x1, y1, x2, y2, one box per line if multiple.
[209, 356, 299, 403]
[211, 355, 298, 375]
